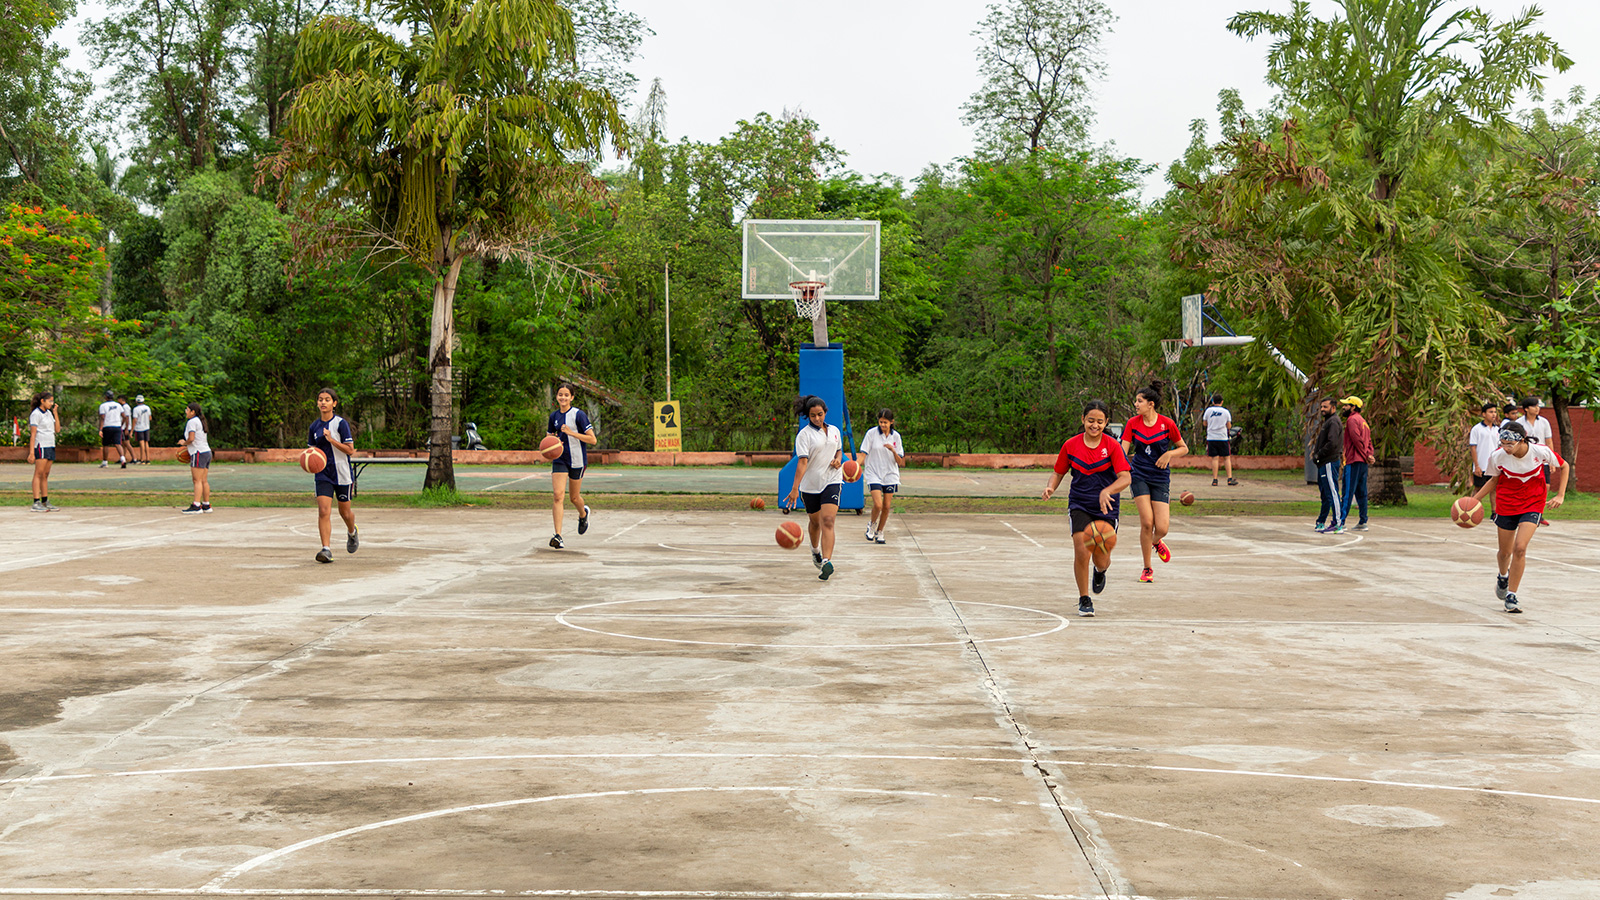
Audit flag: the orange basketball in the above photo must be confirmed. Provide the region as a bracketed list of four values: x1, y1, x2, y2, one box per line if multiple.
[1451, 497, 1484, 528]
[1179, 490, 1195, 506]
[539, 435, 563, 460]
[177, 447, 190, 464]
[776, 520, 804, 549]
[299, 446, 327, 474]
[1085, 519, 1118, 553]
[842, 459, 861, 482]
[750, 496, 766, 510]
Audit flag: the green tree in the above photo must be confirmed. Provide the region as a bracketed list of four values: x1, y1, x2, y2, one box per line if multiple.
[266, 0, 626, 488]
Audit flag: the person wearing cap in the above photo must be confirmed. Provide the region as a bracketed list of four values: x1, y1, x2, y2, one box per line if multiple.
[1339, 396, 1373, 531]
[1311, 397, 1344, 534]
[131, 395, 153, 464]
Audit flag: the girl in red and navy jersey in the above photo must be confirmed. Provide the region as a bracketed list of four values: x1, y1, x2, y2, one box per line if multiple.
[1121, 383, 1188, 583]
[1042, 400, 1132, 617]
[1467, 420, 1567, 614]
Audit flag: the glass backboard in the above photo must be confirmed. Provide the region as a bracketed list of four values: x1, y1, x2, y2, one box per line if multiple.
[742, 219, 881, 300]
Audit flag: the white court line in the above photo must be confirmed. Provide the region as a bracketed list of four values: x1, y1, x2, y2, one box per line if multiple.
[604, 516, 649, 542]
[483, 472, 546, 491]
[0, 890, 1105, 899]
[1001, 522, 1043, 547]
[1374, 522, 1600, 574]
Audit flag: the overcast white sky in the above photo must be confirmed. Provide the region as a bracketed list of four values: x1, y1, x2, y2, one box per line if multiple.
[61, 0, 1600, 199]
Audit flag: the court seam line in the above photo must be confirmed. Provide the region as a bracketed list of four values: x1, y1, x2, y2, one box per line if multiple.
[1000, 522, 1043, 547]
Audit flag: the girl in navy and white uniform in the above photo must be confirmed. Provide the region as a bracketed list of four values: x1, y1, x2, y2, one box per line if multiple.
[179, 402, 213, 514]
[784, 394, 843, 580]
[1467, 420, 1568, 614]
[1121, 383, 1188, 583]
[546, 382, 597, 549]
[309, 387, 358, 563]
[1042, 400, 1132, 617]
[859, 407, 904, 545]
[28, 390, 60, 512]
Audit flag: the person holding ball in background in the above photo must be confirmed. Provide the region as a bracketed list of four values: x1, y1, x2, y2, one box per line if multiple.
[1043, 400, 1132, 617]
[178, 402, 213, 514]
[547, 383, 597, 549]
[860, 408, 904, 545]
[309, 387, 358, 563]
[28, 390, 60, 512]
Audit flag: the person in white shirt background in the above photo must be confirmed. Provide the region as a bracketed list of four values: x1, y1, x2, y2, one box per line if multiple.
[28, 390, 61, 512]
[97, 389, 124, 469]
[859, 408, 905, 545]
[1467, 402, 1500, 508]
[130, 395, 153, 464]
[178, 402, 213, 514]
[1201, 393, 1237, 486]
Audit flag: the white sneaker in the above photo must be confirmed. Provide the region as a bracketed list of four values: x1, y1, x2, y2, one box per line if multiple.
[99, 460, 108, 468]
[865, 528, 876, 541]
[30, 500, 47, 513]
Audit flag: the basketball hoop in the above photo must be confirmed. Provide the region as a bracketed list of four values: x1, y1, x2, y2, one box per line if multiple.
[1161, 338, 1188, 366]
[789, 280, 828, 320]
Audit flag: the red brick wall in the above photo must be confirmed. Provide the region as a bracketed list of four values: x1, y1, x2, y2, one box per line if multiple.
[1414, 408, 1598, 492]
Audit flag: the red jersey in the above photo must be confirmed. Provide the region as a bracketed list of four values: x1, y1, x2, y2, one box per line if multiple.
[1489, 444, 1562, 516]
[1054, 433, 1130, 515]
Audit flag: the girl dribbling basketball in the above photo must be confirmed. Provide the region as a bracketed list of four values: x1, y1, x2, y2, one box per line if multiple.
[546, 383, 597, 549]
[784, 395, 843, 580]
[1122, 383, 1188, 583]
[1042, 400, 1131, 617]
[309, 387, 358, 563]
[1467, 420, 1568, 614]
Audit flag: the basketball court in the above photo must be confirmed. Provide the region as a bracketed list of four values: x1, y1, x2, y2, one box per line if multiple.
[4, 504, 1599, 900]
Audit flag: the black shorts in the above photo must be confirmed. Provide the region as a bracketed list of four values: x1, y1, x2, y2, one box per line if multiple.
[868, 482, 899, 494]
[1069, 508, 1118, 535]
[190, 451, 212, 469]
[134, 430, 150, 442]
[801, 483, 842, 514]
[1129, 477, 1170, 503]
[1472, 474, 1492, 491]
[101, 427, 122, 446]
[1494, 511, 1542, 531]
[34, 446, 55, 461]
[552, 460, 585, 481]
[1206, 439, 1231, 458]
[316, 479, 353, 503]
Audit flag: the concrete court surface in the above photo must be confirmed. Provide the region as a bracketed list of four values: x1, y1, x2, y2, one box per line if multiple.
[0, 460, 1315, 501]
[2, 505, 1599, 900]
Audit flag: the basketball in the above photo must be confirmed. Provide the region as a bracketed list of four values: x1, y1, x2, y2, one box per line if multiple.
[539, 435, 563, 460]
[842, 459, 861, 481]
[750, 496, 766, 510]
[299, 447, 327, 475]
[1084, 519, 1117, 553]
[177, 447, 190, 464]
[776, 520, 804, 549]
[1179, 490, 1195, 506]
[1451, 497, 1484, 528]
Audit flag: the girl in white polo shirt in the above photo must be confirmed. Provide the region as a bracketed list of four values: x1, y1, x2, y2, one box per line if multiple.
[859, 408, 904, 544]
[28, 390, 60, 512]
[179, 402, 213, 514]
[784, 395, 843, 581]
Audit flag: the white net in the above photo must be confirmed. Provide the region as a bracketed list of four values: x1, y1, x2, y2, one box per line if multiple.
[1160, 339, 1186, 366]
[790, 281, 828, 320]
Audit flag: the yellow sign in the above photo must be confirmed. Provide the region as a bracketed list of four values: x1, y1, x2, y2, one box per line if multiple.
[653, 401, 682, 452]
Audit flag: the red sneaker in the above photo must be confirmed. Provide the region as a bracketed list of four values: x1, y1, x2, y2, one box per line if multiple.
[1139, 567, 1154, 583]
[1154, 539, 1172, 563]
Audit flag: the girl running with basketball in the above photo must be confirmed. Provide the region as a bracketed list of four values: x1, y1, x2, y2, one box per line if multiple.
[1122, 383, 1188, 583]
[1467, 420, 1568, 614]
[28, 391, 60, 512]
[1042, 400, 1131, 617]
[784, 395, 843, 580]
[547, 383, 596, 549]
[178, 402, 212, 514]
[309, 387, 358, 563]
[860, 408, 904, 544]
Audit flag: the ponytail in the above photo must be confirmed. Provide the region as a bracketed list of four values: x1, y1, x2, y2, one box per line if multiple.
[1136, 382, 1164, 407]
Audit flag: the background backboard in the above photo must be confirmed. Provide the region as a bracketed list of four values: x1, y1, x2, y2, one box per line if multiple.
[742, 219, 881, 300]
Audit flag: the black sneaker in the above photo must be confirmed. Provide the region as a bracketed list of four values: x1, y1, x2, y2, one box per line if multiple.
[578, 505, 590, 535]
[812, 548, 823, 569]
[1227, 478, 1239, 486]
[181, 504, 204, 514]
[1504, 591, 1522, 614]
[1495, 575, 1509, 601]
[346, 527, 359, 554]
[1091, 567, 1107, 595]
[1078, 597, 1095, 617]
[549, 534, 563, 549]
[1211, 478, 1218, 486]
[819, 560, 834, 581]
[200, 504, 212, 513]
[315, 548, 333, 563]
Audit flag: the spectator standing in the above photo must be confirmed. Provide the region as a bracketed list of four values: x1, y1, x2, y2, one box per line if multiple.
[131, 396, 153, 464]
[1311, 397, 1344, 534]
[1202, 394, 1237, 486]
[1468, 403, 1500, 505]
[1339, 396, 1373, 531]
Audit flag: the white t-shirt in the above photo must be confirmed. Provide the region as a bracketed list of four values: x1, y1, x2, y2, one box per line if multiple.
[859, 427, 903, 486]
[1518, 414, 1553, 445]
[185, 416, 211, 454]
[1203, 405, 1232, 440]
[1468, 422, 1498, 473]
[29, 408, 56, 448]
[99, 400, 123, 428]
[132, 404, 152, 431]
[119, 403, 133, 430]
[794, 423, 843, 494]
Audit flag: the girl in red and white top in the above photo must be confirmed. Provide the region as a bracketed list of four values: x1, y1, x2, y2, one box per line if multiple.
[1467, 420, 1567, 614]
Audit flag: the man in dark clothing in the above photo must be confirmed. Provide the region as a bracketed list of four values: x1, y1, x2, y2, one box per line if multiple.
[1311, 397, 1344, 534]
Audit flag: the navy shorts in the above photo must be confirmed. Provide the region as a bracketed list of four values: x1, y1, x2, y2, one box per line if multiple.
[134, 430, 150, 442]
[34, 446, 55, 461]
[1206, 439, 1231, 458]
[1129, 477, 1170, 503]
[1494, 511, 1542, 531]
[190, 451, 212, 469]
[1069, 508, 1118, 535]
[868, 482, 899, 494]
[101, 427, 122, 446]
[316, 479, 353, 503]
[800, 483, 842, 514]
[552, 460, 585, 480]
